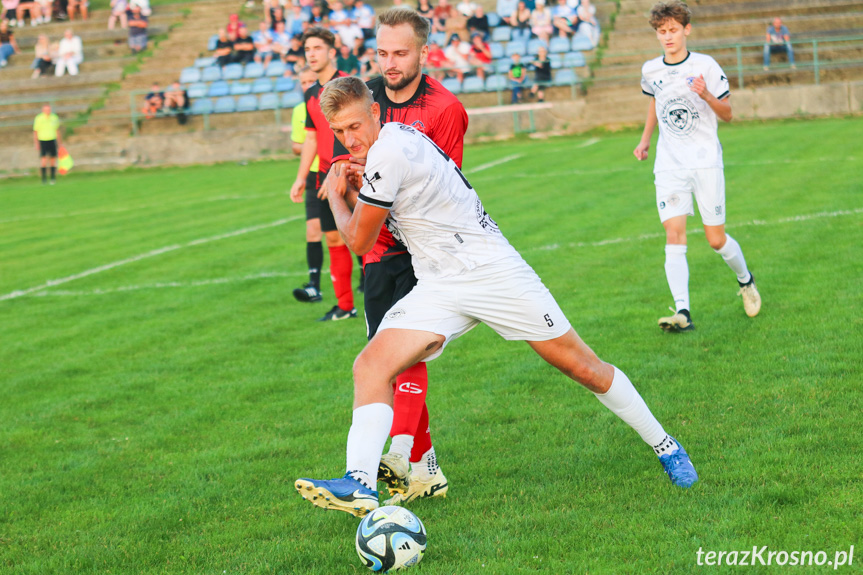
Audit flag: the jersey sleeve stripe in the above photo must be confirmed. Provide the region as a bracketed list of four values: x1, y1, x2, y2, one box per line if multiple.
[642, 89, 655, 97]
[358, 193, 393, 209]
[716, 90, 730, 100]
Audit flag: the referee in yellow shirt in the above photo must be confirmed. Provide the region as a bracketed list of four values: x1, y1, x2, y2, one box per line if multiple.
[33, 103, 61, 185]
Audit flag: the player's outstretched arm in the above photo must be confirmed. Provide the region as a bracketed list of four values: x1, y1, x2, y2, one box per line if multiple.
[634, 97, 657, 161]
[690, 75, 732, 123]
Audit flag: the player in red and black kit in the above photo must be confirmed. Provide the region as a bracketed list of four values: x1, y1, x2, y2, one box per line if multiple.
[330, 8, 468, 504]
[289, 27, 357, 322]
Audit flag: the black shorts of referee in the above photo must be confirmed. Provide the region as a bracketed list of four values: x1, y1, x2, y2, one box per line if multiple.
[304, 170, 338, 233]
[39, 140, 58, 158]
[363, 252, 417, 341]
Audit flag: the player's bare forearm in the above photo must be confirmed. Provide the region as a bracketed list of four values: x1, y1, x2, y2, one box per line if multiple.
[634, 98, 657, 160]
[329, 197, 383, 255]
[708, 95, 733, 123]
[295, 132, 317, 182]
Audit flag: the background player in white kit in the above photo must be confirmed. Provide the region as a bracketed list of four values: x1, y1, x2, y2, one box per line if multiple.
[633, 1, 761, 332]
[294, 76, 698, 518]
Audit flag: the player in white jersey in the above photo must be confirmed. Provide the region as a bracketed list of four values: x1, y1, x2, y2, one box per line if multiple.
[634, 1, 761, 332]
[294, 76, 698, 518]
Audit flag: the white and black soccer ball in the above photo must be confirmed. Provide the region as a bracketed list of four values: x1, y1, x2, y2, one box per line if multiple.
[355, 506, 427, 572]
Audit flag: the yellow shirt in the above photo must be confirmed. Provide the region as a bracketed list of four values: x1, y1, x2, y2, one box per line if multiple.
[291, 102, 319, 173]
[33, 112, 60, 141]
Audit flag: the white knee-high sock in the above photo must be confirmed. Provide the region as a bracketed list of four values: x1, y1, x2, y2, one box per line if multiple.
[594, 367, 671, 450]
[388, 434, 413, 461]
[664, 244, 690, 312]
[715, 234, 751, 284]
[346, 403, 393, 490]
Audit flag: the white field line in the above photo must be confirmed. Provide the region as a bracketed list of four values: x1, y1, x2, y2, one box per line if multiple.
[0, 217, 301, 302]
[578, 137, 601, 148]
[0, 193, 285, 224]
[466, 154, 523, 174]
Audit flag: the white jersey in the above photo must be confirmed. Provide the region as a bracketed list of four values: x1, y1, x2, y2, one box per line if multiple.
[357, 123, 519, 279]
[640, 51, 730, 173]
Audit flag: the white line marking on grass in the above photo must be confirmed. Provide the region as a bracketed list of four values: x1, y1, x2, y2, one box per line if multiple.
[467, 154, 523, 174]
[525, 207, 863, 252]
[0, 217, 301, 302]
[578, 137, 601, 148]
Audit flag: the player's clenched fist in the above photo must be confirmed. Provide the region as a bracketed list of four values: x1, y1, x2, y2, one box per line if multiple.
[634, 141, 650, 161]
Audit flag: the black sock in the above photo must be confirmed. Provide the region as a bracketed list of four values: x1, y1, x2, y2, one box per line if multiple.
[41, 167, 47, 182]
[50, 166, 56, 180]
[307, 241, 323, 289]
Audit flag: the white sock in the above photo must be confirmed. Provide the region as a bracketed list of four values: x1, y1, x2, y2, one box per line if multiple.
[346, 403, 393, 490]
[715, 234, 751, 284]
[594, 367, 672, 450]
[413, 447, 439, 481]
[664, 244, 690, 312]
[388, 434, 413, 461]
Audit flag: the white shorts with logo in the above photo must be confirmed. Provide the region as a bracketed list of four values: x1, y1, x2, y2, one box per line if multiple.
[655, 167, 726, 226]
[377, 256, 572, 361]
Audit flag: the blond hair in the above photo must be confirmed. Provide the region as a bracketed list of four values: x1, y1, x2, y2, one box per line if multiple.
[377, 7, 430, 48]
[320, 76, 375, 121]
[648, 1, 691, 29]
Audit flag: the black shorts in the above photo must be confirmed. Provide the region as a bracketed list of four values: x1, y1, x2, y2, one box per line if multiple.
[363, 252, 418, 340]
[39, 140, 58, 158]
[304, 171, 337, 232]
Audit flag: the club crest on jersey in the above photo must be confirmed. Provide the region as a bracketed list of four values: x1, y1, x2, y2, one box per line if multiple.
[363, 171, 382, 191]
[475, 198, 500, 234]
[661, 97, 700, 138]
[411, 120, 426, 131]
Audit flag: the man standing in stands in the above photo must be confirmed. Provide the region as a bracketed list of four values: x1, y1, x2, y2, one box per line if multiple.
[33, 103, 60, 185]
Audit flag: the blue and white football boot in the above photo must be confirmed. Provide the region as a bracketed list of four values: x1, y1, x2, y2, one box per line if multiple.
[295, 473, 379, 517]
[658, 437, 699, 488]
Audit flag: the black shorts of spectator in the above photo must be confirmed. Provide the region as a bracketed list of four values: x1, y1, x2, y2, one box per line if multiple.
[163, 82, 190, 124]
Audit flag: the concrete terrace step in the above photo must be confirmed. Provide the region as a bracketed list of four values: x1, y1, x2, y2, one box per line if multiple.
[0, 56, 136, 81]
[0, 69, 121, 95]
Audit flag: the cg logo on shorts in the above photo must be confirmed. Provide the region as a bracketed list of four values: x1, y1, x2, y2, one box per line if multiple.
[661, 97, 700, 138]
[386, 308, 406, 320]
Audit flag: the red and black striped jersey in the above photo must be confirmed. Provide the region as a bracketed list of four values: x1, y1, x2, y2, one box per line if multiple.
[304, 69, 348, 174]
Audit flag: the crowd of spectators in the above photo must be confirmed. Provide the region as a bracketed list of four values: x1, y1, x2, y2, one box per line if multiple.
[0, 21, 83, 75]
[0, 0, 118, 27]
[141, 80, 189, 122]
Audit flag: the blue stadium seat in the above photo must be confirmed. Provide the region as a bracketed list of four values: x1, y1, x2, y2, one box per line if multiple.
[563, 51, 586, 67]
[195, 57, 216, 68]
[491, 26, 511, 42]
[265, 61, 287, 77]
[275, 76, 296, 92]
[214, 96, 236, 113]
[236, 94, 258, 112]
[494, 57, 512, 74]
[485, 74, 507, 91]
[571, 35, 595, 51]
[462, 76, 484, 93]
[208, 81, 230, 97]
[190, 98, 213, 115]
[505, 42, 527, 57]
[487, 12, 501, 27]
[281, 91, 304, 108]
[230, 81, 252, 96]
[364, 38, 377, 50]
[252, 77, 273, 94]
[549, 53, 563, 69]
[553, 68, 578, 86]
[180, 67, 201, 84]
[207, 34, 218, 51]
[441, 77, 461, 94]
[259, 92, 279, 110]
[201, 66, 221, 82]
[489, 41, 504, 59]
[527, 38, 547, 56]
[549, 36, 570, 54]
[223, 63, 244, 80]
[187, 82, 208, 99]
[244, 62, 264, 79]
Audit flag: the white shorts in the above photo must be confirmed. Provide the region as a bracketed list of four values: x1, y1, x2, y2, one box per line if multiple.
[655, 167, 726, 226]
[377, 256, 572, 361]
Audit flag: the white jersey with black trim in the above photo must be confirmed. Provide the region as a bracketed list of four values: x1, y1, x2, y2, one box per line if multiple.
[357, 122, 519, 280]
[640, 51, 730, 173]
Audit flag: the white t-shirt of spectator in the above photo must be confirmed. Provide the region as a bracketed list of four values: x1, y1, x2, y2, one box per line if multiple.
[337, 24, 364, 48]
[445, 41, 471, 71]
[456, 0, 476, 17]
[352, 4, 375, 29]
[58, 35, 84, 63]
[358, 123, 518, 279]
[329, 7, 350, 26]
[640, 51, 730, 173]
[253, 29, 273, 52]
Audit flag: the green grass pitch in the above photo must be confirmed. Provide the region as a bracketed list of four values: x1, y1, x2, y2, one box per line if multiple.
[1, 116, 861, 574]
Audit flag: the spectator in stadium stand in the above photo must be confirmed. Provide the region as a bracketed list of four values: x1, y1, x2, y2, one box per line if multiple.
[764, 16, 795, 70]
[133, 0, 151, 17]
[425, 39, 448, 80]
[163, 81, 189, 124]
[575, 0, 599, 46]
[508, 51, 526, 102]
[336, 42, 359, 75]
[54, 28, 82, 75]
[141, 82, 163, 119]
[2, 0, 19, 26]
[286, 3, 308, 36]
[497, 0, 517, 26]
[552, 0, 575, 38]
[352, 0, 374, 40]
[529, 44, 550, 101]
[284, 33, 304, 71]
[270, 6, 286, 31]
[15, 0, 42, 26]
[455, 0, 475, 18]
[108, 0, 127, 29]
[443, 33, 470, 82]
[444, 1, 468, 41]
[530, 0, 553, 43]
[328, 0, 349, 29]
[31, 33, 52, 77]
[0, 20, 19, 67]
[431, 0, 450, 34]
[127, 3, 148, 54]
[233, 26, 256, 64]
[226, 13, 243, 36]
[253, 21, 274, 67]
[358, 46, 380, 80]
[214, 28, 234, 67]
[308, 4, 327, 26]
[467, 5, 489, 40]
[263, 0, 278, 28]
[33, 103, 60, 185]
[511, 1, 532, 44]
[36, 0, 52, 22]
[66, 0, 86, 21]
[416, 0, 434, 25]
[468, 33, 490, 80]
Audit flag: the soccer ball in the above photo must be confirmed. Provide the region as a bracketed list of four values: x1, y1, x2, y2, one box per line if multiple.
[355, 506, 427, 572]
